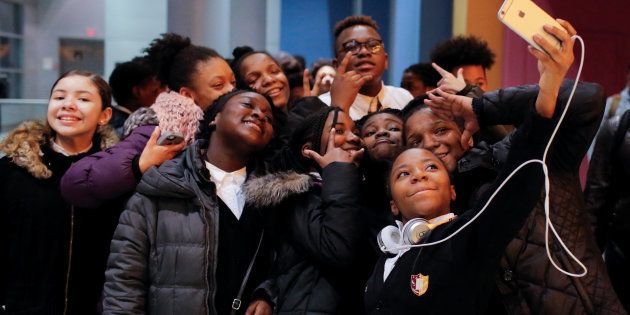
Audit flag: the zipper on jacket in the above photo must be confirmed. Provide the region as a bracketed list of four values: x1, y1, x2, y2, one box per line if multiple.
[63, 206, 75, 315]
[199, 200, 212, 315]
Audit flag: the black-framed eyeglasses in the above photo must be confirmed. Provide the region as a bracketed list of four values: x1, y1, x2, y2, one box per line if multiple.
[341, 39, 384, 55]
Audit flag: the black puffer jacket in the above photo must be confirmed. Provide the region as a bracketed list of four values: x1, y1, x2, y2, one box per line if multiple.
[102, 141, 276, 315]
[585, 111, 630, 259]
[248, 163, 364, 314]
[0, 121, 118, 315]
[585, 110, 630, 311]
[463, 81, 625, 314]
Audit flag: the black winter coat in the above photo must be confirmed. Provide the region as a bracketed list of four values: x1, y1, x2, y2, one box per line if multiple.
[250, 163, 364, 314]
[0, 121, 118, 315]
[102, 141, 275, 315]
[585, 111, 630, 260]
[364, 95, 551, 314]
[585, 110, 630, 311]
[461, 81, 625, 314]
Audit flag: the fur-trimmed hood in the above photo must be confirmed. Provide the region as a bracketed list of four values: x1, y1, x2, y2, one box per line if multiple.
[244, 171, 313, 208]
[138, 141, 314, 209]
[0, 120, 118, 179]
[136, 140, 316, 208]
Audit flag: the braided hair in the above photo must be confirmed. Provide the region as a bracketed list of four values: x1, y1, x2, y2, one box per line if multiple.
[273, 106, 342, 173]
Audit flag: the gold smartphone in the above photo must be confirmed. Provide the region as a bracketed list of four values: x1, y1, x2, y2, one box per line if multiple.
[498, 0, 565, 53]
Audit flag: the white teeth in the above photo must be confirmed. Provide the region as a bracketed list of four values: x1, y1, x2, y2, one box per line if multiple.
[245, 121, 262, 132]
[268, 88, 281, 96]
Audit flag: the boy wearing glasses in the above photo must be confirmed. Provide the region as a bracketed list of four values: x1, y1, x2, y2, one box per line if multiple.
[318, 16, 413, 120]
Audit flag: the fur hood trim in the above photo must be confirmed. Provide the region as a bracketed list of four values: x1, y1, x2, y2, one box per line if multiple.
[0, 120, 119, 179]
[121, 107, 159, 139]
[244, 171, 313, 208]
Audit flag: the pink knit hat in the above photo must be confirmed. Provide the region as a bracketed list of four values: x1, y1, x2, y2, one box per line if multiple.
[150, 91, 203, 143]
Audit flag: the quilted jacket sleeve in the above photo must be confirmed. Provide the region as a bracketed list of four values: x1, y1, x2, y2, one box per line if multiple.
[102, 193, 155, 315]
[479, 80, 605, 172]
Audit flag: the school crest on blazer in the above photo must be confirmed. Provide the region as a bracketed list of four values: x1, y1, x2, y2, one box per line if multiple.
[410, 273, 429, 296]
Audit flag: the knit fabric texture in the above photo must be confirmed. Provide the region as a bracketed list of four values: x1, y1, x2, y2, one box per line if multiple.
[151, 91, 204, 143]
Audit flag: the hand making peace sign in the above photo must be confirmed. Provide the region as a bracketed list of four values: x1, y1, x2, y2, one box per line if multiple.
[303, 127, 364, 168]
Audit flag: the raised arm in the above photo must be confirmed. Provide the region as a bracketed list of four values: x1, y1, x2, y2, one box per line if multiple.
[285, 162, 363, 269]
[287, 132, 365, 268]
[60, 125, 154, 208]
[61, 125, 185, 208]
[424, 19, 580, 255]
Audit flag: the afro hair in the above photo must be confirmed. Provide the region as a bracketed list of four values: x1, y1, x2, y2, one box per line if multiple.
[430, 35, 496, 73]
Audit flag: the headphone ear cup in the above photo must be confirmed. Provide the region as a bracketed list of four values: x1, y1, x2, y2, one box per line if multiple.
[377, 225, 402, 255]
[402, 218, 431, 245]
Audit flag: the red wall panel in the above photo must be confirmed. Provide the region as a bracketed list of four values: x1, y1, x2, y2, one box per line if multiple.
[502, 0, 630, 95]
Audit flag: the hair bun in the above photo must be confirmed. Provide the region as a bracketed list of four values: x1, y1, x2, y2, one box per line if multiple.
[144, 33, 192, 84]
[232, 46, 254, 61]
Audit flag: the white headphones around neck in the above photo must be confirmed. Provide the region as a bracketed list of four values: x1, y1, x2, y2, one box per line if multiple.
[377, 214, 456, 255]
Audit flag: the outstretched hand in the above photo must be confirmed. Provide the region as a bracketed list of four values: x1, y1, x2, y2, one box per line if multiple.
[302, 69, 322, 97]
[432, 63, 466, 94]
[424, 89, 479, 150]
[529, 19, 577, 118]
[330, 52, 373, 112]
[138, 127, 186, 173]
[303, 128, 364, 168]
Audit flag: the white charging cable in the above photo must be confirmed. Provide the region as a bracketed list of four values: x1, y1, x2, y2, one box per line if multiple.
[394, 35, 588, 278]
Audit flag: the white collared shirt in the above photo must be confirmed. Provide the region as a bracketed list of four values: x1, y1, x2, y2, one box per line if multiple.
[382, 213, 456, 281]
[318, 82, 413, 120]
[204, 161, 247, 220]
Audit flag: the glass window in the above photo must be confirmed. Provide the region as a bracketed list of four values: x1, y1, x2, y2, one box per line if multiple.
[0, 1, 22, 34]
[0, 36, 22, 69]
[0, 72, 21, 98]
[0, 1, 22, 98]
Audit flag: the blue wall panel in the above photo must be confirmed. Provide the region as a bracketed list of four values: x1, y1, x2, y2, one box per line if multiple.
[279, 0, 452, 85]
[389, 0, 421, 85]
[280, 0, 334, 67]
[419, 0, 453, 62]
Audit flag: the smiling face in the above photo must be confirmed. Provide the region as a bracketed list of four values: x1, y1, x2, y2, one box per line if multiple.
[239, 53, 290, 110]
[315, 65, 336, 93]
[335, 25, 388, 83]
[47, 75, 111, 141]
[183, 57, 235, 110]
[404, 108, 466, 173]
[389, 148, 456, 223]
[212, 92, 274, 153]
[360, 112, 403, 161]
[319, 110, 362, 155]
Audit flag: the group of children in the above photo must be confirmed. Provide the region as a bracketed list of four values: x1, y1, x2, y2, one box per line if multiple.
[1, 15, 627, 315]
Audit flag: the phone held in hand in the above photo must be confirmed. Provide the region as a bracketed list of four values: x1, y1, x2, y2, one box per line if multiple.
[157, 131, 184, 146]
[498, 0, 565, 53]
